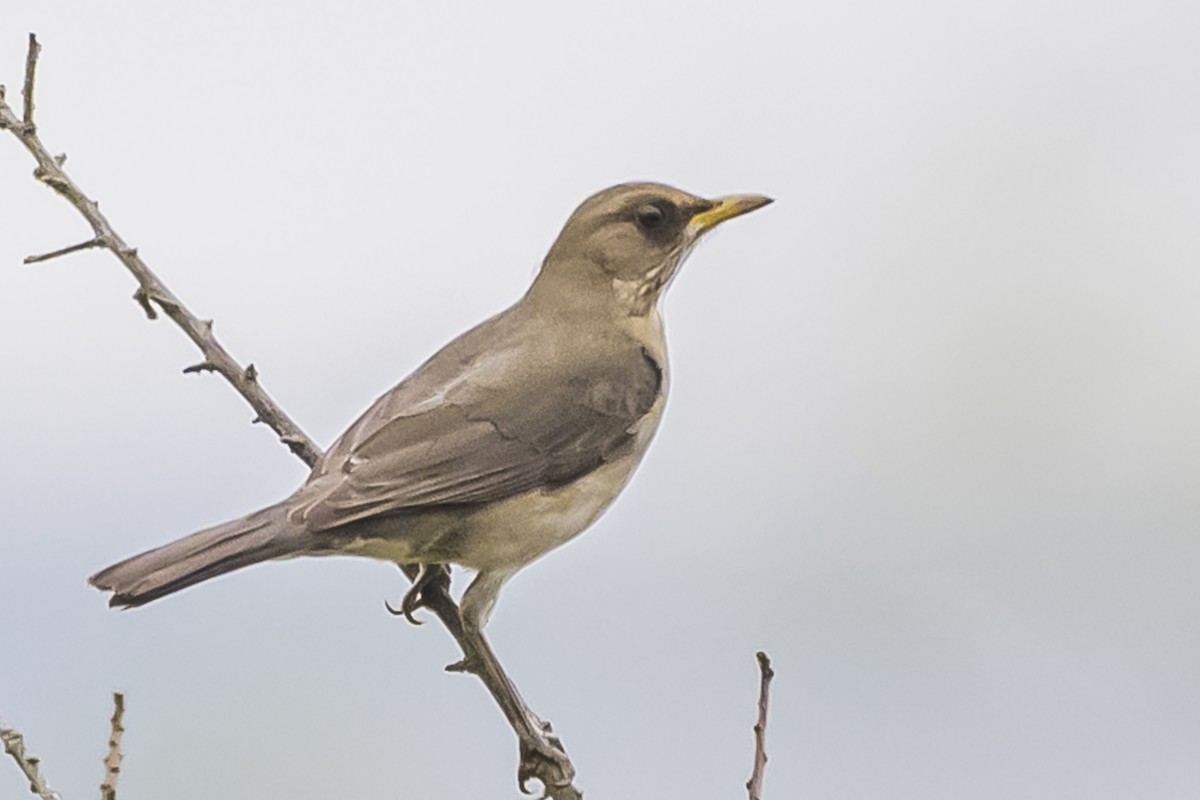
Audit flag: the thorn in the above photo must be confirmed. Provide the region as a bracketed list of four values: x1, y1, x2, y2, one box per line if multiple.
[201, 319, 213, 332]
[243, 363, 258, 382]
[118, 246, 138, 259]
[132, 288, 158, 320]
[251, 415, 263, 425]
[182, 361, 217, 375]
[444, 655, 482, 675]
[54, 152, 66, 165]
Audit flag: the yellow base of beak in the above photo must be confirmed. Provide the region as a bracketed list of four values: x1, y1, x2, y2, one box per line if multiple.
[690, 194, 774, 233]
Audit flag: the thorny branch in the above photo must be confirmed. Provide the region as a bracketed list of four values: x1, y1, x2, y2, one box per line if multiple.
[100, 693, 125, 800]
[0, 717, 59, 800]
[0, 35, 319, 466]
[0, 695, 125, 800]
[1, 34, 580, 800]
[746, 652, 775, 800]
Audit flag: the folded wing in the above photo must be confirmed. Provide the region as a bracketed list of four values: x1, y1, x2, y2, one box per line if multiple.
[296, 344, 663, 531]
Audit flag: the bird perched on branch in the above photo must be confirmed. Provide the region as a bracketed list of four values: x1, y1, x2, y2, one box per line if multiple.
[91, 183, 772, 628]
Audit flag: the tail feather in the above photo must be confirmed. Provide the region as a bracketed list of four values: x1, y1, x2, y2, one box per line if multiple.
[90, 502, 303, 608]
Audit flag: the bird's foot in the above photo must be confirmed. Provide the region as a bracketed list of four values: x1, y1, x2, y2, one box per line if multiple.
[517, 714, 579, 798]
[384, 563, 450, 625]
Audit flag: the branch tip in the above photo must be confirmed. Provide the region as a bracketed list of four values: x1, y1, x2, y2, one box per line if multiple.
[100, 692, 126, 800]
[746, 651, 775, 800]
[756, 650, 774, 680]
[22, 33, 40, 128]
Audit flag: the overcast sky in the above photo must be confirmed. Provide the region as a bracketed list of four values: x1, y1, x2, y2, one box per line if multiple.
[2, 2, 1199, 799]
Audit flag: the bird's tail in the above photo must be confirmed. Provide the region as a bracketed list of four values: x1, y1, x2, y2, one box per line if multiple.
[89, 501, 305, 608]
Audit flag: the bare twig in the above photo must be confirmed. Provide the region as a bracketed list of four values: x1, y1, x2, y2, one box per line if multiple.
[21, 32, 38, 128]
[0, 34, 321, 466]
[746, 652, 775, 800]
[0, 717, 59, 800]
[24, 237, 103, 264]
[2, 35, 582, 799]
[100, 693, 125, 800]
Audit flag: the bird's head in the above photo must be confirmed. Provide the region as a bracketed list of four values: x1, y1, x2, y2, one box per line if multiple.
[534, 182, 772, 316]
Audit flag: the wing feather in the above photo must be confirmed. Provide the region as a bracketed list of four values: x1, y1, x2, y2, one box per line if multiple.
[298, 343, 662, 532]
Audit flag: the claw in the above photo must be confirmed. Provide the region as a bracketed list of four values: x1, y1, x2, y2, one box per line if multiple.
[514, 712, 574, 795]
[383, 594, 423, 624]
[384, 563, 449, 625]
[517, 734, 575, 796]
[385, 571, 428, 625]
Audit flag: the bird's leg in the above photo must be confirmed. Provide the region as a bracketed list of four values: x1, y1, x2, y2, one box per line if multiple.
[451, 620, 577, 796]
[385, 562, 450, 625]
[404, 571, 580, 797]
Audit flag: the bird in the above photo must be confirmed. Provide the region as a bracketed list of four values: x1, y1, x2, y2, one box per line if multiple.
[90, 182, 772, 629]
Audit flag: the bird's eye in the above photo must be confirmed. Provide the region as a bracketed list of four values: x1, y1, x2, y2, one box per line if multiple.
[636, 204, 665, 230]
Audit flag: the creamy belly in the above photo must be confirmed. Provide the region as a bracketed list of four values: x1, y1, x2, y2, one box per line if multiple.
[449, 444, 646, 570]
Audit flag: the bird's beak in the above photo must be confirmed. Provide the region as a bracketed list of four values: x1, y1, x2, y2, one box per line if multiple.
[688, 194, 774, 235]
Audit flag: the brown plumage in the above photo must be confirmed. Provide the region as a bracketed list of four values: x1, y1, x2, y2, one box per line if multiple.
[90, 182, 771, 626]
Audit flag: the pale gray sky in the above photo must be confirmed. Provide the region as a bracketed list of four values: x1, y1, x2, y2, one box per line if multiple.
[2, 2, 1199, 798]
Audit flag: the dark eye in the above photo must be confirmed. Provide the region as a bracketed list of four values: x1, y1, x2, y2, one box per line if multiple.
[635, 204, 665, 230]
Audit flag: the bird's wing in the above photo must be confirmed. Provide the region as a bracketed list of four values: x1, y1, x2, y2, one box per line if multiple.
[295, 342, 663, 531]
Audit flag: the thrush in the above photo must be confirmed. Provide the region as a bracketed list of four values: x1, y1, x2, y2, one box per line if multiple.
[90, 182, 772, 628]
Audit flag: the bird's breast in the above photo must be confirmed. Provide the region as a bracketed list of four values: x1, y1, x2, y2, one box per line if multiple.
[447, 393, 666, 572]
